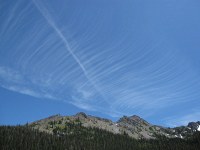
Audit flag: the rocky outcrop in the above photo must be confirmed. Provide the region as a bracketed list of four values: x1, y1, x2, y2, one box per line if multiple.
[188, 122, 200, 131]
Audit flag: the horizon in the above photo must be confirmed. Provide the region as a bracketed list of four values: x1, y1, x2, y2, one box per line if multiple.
[1, 0, 200, 127]
[1, 86, 199, 128]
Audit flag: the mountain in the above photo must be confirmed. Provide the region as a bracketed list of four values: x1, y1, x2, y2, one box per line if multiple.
[29, 112, 200, 139]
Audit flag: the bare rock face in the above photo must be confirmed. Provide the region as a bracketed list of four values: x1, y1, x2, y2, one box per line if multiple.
[28, 112, 200, 139]
[188, 122, 199, 131]
[118, 115, 150, 126]
[75, 112, 87, 119]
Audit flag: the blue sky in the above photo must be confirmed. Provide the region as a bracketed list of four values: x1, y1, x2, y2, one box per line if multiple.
[0, 0, 200, 127]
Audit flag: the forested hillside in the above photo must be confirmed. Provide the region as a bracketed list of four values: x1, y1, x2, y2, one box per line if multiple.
[1, 125, 200, 150]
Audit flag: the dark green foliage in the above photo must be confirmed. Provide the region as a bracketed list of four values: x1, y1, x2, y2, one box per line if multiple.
[0, 125, 200, 150]
[149, 127, 153, 131]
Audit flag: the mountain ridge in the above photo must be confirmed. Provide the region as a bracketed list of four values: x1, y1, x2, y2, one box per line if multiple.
[29, 112, 200, 139]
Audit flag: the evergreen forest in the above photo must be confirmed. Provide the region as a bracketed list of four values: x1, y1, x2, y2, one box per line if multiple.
[0, 125, 200, 150]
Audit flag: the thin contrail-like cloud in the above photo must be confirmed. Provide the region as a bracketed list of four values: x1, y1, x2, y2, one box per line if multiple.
[32, 0, 87, 76]
[32, 0, 107, 102]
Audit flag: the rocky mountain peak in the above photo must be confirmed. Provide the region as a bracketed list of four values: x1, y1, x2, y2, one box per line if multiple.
[129, 115, 143, 121]
[188, 122, 200, 131]
[117, 115, 149, 126]
[75, 112, 88, 118]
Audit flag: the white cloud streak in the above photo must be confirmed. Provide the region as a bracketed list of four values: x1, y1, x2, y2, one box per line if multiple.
[163, 110, 200, 127]
[32, 0, 87, 77]
[1, 0, 200, 121]
[0, 66, 57, 100]
[32, 0, 107, 103]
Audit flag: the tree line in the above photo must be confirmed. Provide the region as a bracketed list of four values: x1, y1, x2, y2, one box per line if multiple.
[0, 125, 200, 150]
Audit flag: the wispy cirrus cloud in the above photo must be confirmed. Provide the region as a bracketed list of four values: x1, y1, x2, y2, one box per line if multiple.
[1, 0, 200, 124]
[2, 85, 42, 99]
[32, 0, 107, 104]
[163, 110, 200, 127]
[0, 66, 56, 100]
[0, 66, 24, 84]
